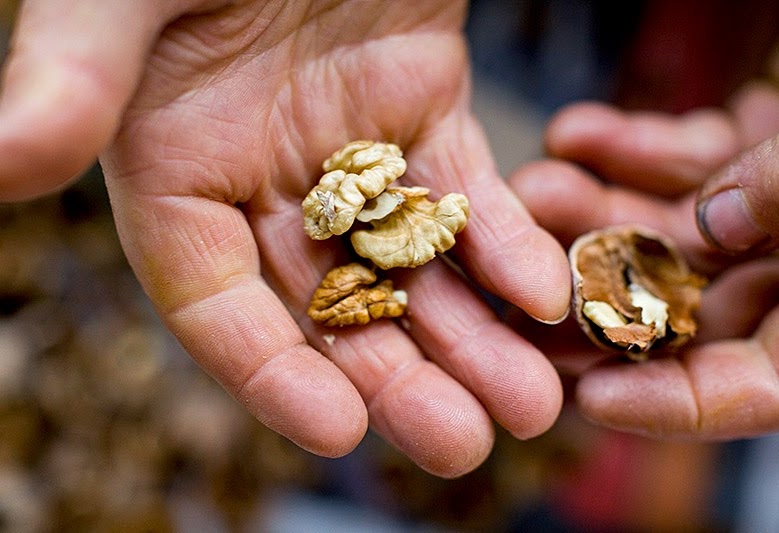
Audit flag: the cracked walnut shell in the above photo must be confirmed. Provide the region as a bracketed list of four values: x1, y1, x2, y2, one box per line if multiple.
[350, 186, 469, 269]
[569, 225, 706, 360]
[302, 141, 407, 240]
[308, 263, 407, 326]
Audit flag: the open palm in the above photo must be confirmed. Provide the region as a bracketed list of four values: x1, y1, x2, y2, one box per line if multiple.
[0, 1, 573, 476]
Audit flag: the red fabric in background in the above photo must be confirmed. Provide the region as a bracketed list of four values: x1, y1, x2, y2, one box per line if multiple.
[614, 0, 779, 113]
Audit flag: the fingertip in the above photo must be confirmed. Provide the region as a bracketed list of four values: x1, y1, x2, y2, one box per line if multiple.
[454, 181, 572, 324]
[511, 226, 572, 324]
[0, 134, 95, 202]
[473, 223, 571, 325]
[402, 262, 564, 441]
[0, 62, 122, 200]
[544, 101, 622, 157]
[369, 361, 494, 478]
[479, 326, 564, 439]
[241, 344, 369, 458]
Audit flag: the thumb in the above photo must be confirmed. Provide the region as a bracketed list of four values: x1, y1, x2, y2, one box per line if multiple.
[0, 0, 205, 201]
[696, 135, 779, 254]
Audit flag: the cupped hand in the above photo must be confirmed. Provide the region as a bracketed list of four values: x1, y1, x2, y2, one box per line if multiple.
[509, 83, 779, 440]
[0, 1, 572, 476]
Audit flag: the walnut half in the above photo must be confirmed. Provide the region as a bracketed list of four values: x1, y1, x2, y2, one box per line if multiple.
[569, 225, 706, 360]
[350, 186, 470, 269]
[307, 263, 407, 327]
[302, 141, 407, 240]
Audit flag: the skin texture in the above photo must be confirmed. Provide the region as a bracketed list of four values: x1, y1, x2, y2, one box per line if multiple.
[0, 1, 570, 477]
[510, 80, 779, 440]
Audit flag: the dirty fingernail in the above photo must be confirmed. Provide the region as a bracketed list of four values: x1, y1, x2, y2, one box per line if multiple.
[697, 188, 769, 253]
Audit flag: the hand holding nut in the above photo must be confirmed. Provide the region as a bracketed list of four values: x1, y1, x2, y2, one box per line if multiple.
[19, 0, 581, 478]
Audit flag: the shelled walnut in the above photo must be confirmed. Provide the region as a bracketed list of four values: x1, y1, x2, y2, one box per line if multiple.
[569, 225, 706, 360]
[302, 140, 470, 326]
[307, 263, 407, 327]
[351, 186, 469, 269]
[302, 140, 407, 240]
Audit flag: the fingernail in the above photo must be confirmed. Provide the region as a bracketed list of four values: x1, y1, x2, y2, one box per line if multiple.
[527, 306, 570, 325]
[697, 188, 769, 253]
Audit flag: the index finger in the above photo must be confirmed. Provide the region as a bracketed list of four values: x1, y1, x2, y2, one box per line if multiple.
[406, 113, 572, 324]
[105, 182, 369, 458]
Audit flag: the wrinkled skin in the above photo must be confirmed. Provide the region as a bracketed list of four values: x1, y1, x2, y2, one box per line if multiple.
[510, 79, 779, 440]
[0, 1, 571, 477]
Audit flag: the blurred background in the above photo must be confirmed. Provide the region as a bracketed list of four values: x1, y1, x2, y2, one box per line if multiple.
[1, 1, 779, 531]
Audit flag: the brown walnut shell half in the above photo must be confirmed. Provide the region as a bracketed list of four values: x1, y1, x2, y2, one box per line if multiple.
[569, 225, 707, 360]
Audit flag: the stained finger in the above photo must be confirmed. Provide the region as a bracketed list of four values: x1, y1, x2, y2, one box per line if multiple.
[696, 134, 779, 255]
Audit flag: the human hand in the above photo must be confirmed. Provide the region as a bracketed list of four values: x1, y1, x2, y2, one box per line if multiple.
[509, 81, 779, 440]
[0, 1, 571, 476]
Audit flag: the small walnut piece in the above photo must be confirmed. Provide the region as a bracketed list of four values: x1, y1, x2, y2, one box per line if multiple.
[302, 141, 407, 240]
[570, 225, 706, 360]
[307, 263, 407, 327]
[350, 186, 470, 269]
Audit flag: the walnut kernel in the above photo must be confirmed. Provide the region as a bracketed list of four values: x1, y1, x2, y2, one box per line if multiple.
[302, 141, 406, 240]
[302, 140, 471, 327]
[350, 186, 469, 269]
[307, 263, 407, 327]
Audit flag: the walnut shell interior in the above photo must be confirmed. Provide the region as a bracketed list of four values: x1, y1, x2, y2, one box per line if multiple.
[569, 225, 706, 360]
